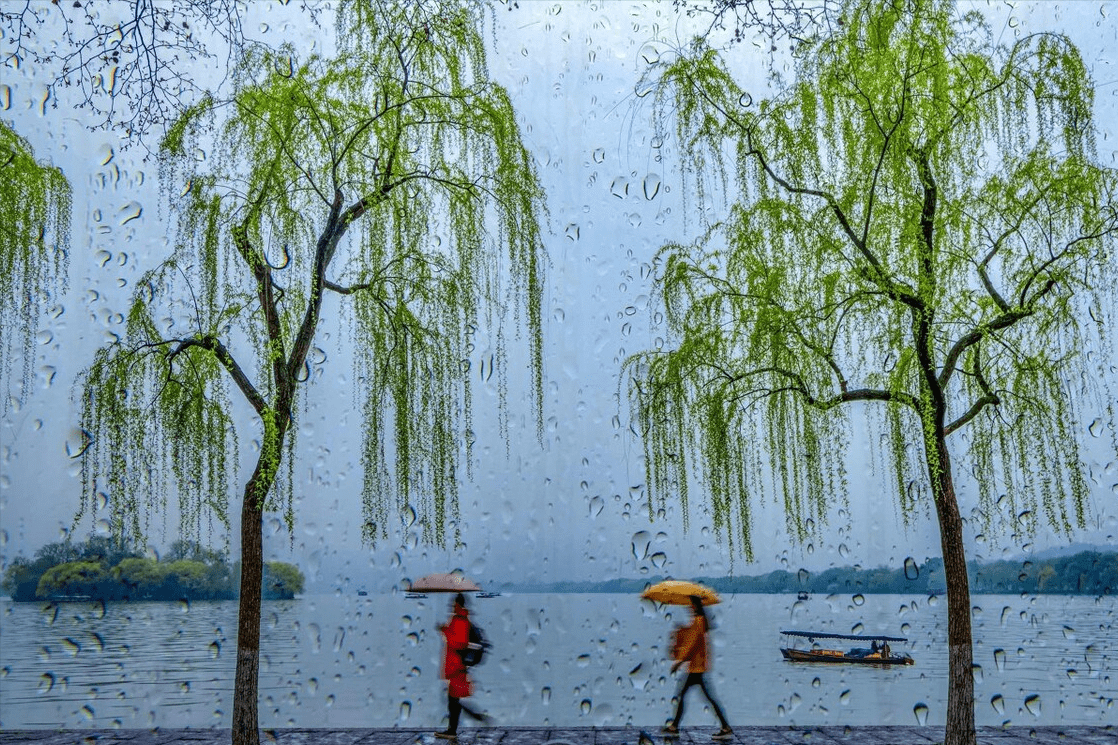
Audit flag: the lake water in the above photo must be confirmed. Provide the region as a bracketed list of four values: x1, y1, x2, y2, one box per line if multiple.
[0, 593, 1114, 730]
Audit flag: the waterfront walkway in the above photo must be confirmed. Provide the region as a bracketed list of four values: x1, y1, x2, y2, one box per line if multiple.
[1, 727, 1114, 745]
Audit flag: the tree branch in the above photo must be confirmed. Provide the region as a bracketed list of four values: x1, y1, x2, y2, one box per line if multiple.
[169, 335, 266, 414]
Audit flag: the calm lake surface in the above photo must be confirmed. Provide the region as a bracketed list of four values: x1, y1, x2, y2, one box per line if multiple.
[0, 593, 1113, 729]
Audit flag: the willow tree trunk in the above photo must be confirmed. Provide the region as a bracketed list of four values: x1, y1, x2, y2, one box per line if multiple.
[928, 430, 976, 745]
[231, 460, 270, 745]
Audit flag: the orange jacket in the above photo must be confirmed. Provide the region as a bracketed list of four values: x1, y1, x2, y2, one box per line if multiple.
[673, 615, 709, 673]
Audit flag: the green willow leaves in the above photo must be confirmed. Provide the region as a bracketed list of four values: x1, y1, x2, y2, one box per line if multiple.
[77, 0, 547, 552]
[630, 0, 1116, 555]
[0, 121, 71, 410]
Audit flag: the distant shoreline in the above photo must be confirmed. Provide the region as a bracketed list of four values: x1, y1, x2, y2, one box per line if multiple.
[497, 550, 1117, 597]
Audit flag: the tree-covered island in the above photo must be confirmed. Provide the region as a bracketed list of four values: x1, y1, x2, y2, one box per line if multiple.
[1, 537, 304, 602]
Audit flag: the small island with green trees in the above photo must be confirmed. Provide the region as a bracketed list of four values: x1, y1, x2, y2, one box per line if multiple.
[1, 537, 304, 602]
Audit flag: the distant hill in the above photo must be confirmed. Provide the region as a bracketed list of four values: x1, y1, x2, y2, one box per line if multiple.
[499, 550, 1117, 597]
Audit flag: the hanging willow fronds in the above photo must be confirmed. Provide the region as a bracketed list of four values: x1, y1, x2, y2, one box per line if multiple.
[628, 0, 1117, 558]
[0, 121, 71, 411]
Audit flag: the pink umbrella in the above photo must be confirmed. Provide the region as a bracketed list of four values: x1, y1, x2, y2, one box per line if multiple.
[408, 572, 482, 593]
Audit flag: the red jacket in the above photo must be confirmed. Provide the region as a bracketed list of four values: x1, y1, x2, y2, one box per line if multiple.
[441, 607, 472, 697]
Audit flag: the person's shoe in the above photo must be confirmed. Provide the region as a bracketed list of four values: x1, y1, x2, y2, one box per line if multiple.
[434, 732, 457, 740]
[711, 726, 734, 740]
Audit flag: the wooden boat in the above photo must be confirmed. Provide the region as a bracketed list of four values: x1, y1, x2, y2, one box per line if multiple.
[780, 630, 914, 665]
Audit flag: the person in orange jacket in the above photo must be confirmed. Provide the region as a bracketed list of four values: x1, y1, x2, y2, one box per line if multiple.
[435, 593, 486, 739]
[664, 595, 733, 740]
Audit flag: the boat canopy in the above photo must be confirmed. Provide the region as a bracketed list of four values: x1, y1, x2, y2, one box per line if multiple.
[780, 629, 907, 642]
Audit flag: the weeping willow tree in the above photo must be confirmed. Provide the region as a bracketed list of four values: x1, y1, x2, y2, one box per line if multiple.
[75, 1, 545, 743]
[0, 121, 71, 410]
[628, 1, 1117, 742]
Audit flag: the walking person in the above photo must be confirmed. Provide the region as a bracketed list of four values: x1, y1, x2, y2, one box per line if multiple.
[435, 592, 487, 739]
[664, 595, 733, 740]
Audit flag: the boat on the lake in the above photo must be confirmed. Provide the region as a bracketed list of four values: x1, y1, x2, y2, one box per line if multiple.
[780, 630, 914, 665]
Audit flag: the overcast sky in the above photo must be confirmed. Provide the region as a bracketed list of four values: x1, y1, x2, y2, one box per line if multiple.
[2, 1, 1115, 593]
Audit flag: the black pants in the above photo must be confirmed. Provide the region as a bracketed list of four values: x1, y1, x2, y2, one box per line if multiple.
[672, 672, 730, 728]
[447, 694, 483, 734]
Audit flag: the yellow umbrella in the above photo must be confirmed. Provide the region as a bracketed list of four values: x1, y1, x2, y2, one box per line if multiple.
[640, 579, 721, 606]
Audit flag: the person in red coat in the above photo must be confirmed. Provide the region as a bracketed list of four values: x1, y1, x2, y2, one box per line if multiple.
[435, 593, 486, 739]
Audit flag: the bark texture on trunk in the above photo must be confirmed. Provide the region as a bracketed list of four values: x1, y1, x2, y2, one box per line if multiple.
[929, 433, 976, 745]
[231, 471, 266, 745]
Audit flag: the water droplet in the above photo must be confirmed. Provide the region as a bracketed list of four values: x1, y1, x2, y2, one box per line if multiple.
[399, 701, 411, 721]
[209, 641, 221, 658]
[913, 702, 929, 725]
[994, 648, 1006, 671]
[541, 686, 551, 705]
[904, 557, 919, 580]
[839, 689, 851, 705]
[991, 694, 1005, 714]
[811, 677, 821, 689]
[580, 698, 592, 715]
[738, 92, 753, 107]
[852, 593, 865, 606]
[1088, 418, 1103, 437]
[631, 531, 651, 560]
[643, 173, 661, 200]
[1024, 694, 1041, 717]
[592, 148, 606, 163]
[38, 672, 55, 694]
[118, 201, 142, 226]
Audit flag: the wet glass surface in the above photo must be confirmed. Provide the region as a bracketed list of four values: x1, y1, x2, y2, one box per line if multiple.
[2, 593, 1113, 728]
[1, 0, 1116, 733]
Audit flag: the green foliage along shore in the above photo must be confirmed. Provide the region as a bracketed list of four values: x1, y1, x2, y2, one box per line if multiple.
[508, 551, 1117, 597]
[2, 537, 304, 602]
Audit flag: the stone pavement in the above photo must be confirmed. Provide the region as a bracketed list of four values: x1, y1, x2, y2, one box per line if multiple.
[0, 727, 1114, 745]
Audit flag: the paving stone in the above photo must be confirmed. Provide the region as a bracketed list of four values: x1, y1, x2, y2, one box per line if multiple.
[1, 726, 1114, 745]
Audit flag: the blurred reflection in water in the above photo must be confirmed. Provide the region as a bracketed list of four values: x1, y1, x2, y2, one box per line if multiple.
[0, 593, 1113, 728]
